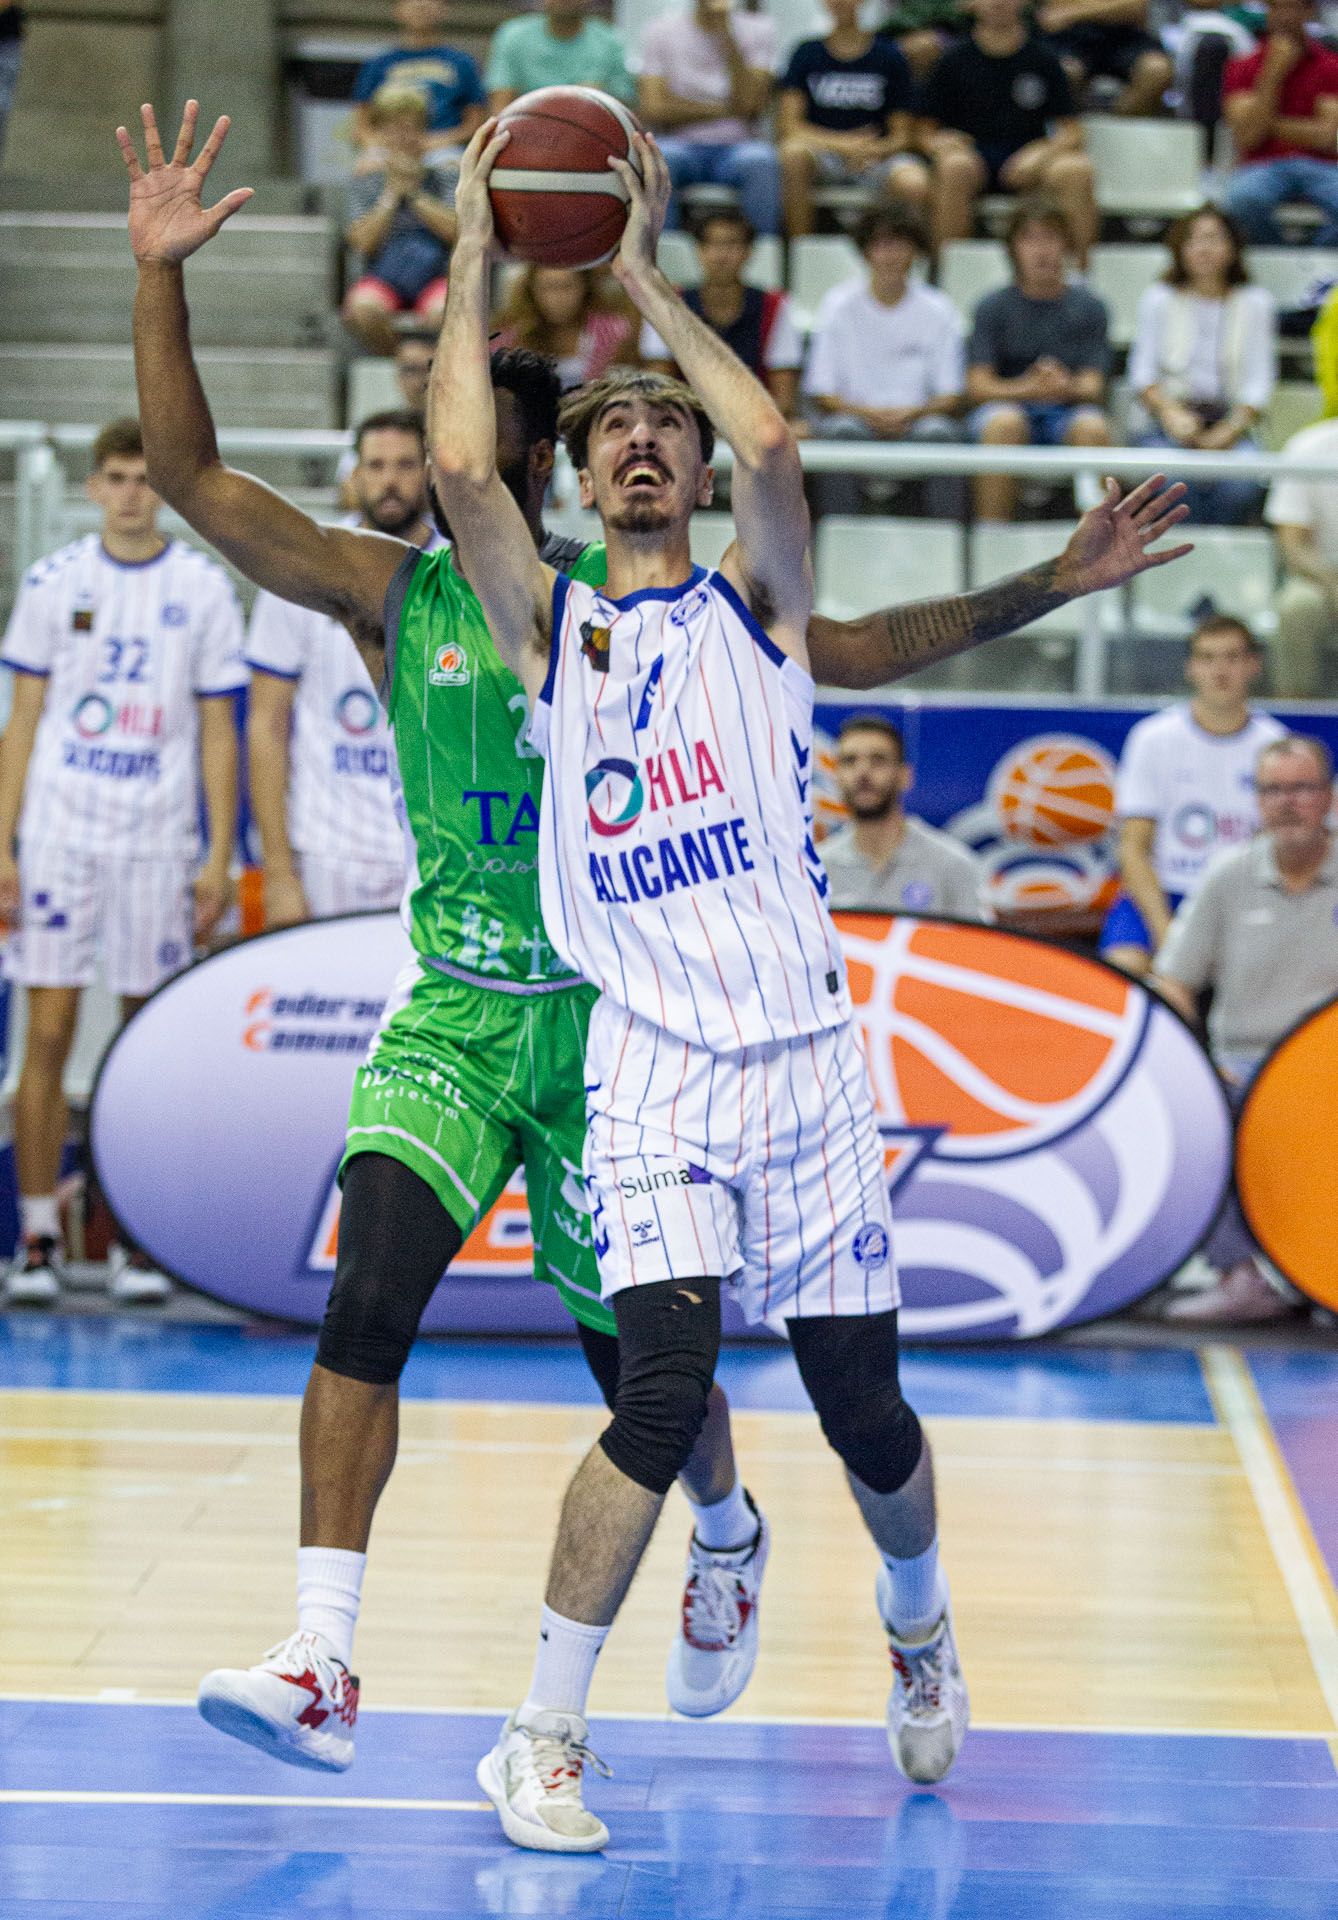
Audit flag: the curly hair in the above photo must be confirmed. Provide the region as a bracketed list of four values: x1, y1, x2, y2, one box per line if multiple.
[558, 368, 715, 469]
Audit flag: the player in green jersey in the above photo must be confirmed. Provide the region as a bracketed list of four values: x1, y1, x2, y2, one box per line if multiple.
[122, 100, 1187, 1772]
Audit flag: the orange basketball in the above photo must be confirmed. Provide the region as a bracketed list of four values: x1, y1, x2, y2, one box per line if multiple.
[991, 737, 1117, 847]
[491, 87, 643, 268]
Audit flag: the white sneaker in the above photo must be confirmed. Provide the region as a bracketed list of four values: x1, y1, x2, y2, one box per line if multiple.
[107, 1245, 172, 1304]
[877, 1566, 969, 1785]
[476, 1706, 611, 1854]
[197, 1629, 358, 1772]
[666, 1494, 769, 1718]
[3, 1235, 63, 1306]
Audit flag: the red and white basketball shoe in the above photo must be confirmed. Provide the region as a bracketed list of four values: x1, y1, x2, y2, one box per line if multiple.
[666, 1494, 769, 1717]
[877, 1566, 969, 1784]
[197, 1629, 358, 1772]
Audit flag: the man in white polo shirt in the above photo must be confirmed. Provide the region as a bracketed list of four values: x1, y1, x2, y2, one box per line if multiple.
[1265, 412, 1338, 697]
[1153, 733, 1338, 1322]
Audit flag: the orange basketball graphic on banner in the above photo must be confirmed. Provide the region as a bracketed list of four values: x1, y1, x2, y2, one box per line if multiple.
[1235, 996, 1338, 1310]
[991, 736, 1118, 847]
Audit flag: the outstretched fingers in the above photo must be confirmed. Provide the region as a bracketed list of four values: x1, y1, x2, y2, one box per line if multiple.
[140, 102, 165, 169]
[172, 99, 198, 168]
[1140, 540, 1196, 570]
[115, 123, 143, 180]
[204, 186, 255, 237]
[193, 111, 233, 180]
[1111, 471, 1173, 517]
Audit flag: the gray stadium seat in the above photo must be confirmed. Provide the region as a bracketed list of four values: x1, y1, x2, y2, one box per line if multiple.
[788, 235, 862, 331]
[1245, 247, 1338, 314]
[0, 343, 338, 428]
[1260, 382, 1322, 451]
[814, 516, 963, 622]
[1087, 244, 1171, 347]
[937, 241, 1007, 325]
[691, 513, 737, 569]
[346, 358, 403, 426]
[1128, 525, 1277, 633]
[1080, 117, 1204, 219]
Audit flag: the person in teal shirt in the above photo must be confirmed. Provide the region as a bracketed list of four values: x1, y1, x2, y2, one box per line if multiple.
[486, 0, 636, 111]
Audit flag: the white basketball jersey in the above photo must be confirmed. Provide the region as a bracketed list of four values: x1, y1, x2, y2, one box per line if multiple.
[529, 566, 849, 1052]
[1116, 702, 1286, 896]
[1, 535, 246, 858]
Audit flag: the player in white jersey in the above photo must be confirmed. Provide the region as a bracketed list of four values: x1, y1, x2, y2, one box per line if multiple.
[1100, 614, 1285, 976]
[247, 411, 440, 925]
[0, 418, 245, 1304]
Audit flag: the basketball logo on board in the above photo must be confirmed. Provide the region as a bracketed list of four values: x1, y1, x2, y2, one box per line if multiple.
[948, 734, 1121, 924]
[1235, 996, 1338, 1311]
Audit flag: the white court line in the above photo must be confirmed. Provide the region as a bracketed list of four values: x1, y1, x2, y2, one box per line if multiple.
[1203, 1345, 1338, 1733]
[0, 1790, 489, 1812]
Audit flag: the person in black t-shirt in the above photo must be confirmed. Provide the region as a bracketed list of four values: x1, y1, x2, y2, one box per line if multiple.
[0, 2, 22, 168]
[1037, 0, 1172, 117]
[776, 0, 930, 237]
[921, 0, 1098, 260]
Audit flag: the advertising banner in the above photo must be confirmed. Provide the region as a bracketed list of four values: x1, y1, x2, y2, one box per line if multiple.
[1234, 995, 1338, 1311]
[90, 910, 1231, 1340]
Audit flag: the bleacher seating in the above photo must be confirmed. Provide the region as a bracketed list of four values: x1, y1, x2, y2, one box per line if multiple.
[0, 343, 337, 429]
[1128, 526, 1278, 636]
[787, 236, 862, 331]
[1081, 118, 1202, 221]
[814, 517, 964, 624]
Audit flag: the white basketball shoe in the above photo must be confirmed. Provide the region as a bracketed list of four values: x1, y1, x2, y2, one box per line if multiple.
[476, 1706, 611, 1853]
[3, 1235, 64, 1305]
[666, 1493, 769, 1717]
[877, 1565, 969, 1785]
[197, 1629, 358, 1771]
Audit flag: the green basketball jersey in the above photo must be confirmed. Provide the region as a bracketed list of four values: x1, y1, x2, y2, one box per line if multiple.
[384, 535, 606, 988]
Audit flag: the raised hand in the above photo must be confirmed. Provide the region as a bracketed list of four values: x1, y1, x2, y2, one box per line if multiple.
[608, 132, 670, 285]
[453, 116, 509, 257]
[1058, 474, 1193, 598]
[116, 99, 253, 265]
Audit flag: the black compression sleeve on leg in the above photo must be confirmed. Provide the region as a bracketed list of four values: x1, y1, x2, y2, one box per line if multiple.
[574, 1317, 622, 1411]
[316, 1153, 465, 1385]
[787, 1310, 924, 1496]
[598, 1279, 721, 1495]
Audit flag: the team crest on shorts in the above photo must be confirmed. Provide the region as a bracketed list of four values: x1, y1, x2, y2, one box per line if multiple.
[852, 1224, 890, 1269]
[429, 641, 470, 687]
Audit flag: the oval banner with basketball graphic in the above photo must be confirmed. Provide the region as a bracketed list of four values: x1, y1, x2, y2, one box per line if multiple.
[90, 911, 1231, 1340]
[1234, 995, 1338, 1310]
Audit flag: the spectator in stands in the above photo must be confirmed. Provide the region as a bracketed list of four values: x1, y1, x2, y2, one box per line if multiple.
[921, 0, 1098, 261]
[1037, 0, 1173, 115]
[0, 2, 23, 168]
[637, 0, 782, 237]
[640, 208, 804, 419]
[491, 266, 637, 388]
[803, 202, 967, 517]
[1265, 406, 1338, 692]
[776, 0, 930, 239]
[486, 0, 634, 111]
[337, 328, 436, 503]
[351, 0, 485, 155]
[1152, 732, 1338, 1322]
[341, 87, 457, 357]
[820, 715, 988, 916]
[0, 418, 245, 1307]
[1222, 0, 1338, 245]
[1101, 614, 1284, 975]
[1130, 205, 1276, 524]
[878, 0, 972, 83]
[966, 199, 1112, 522]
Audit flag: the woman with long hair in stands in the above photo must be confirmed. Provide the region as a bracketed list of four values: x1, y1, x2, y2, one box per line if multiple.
[491, 265, 639, 390]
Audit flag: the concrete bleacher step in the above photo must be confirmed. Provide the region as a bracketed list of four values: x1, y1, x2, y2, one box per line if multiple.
[0, 214, 334, 349]
[0, 343, 338, 429]
[0, 175, 315, 217]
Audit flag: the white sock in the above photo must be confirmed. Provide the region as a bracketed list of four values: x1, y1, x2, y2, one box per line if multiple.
[882, 1541, 949, 1643]
[296, 1547, 366, 1667]
[688, 1479, 755, 1551]
[20, 1194, 59, 1242]
[522, 1605, 609, 1718]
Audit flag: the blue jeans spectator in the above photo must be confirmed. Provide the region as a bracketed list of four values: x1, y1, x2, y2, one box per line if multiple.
[1136, 431, 1265, 525]
[1224, 156, 1338, 246]
[656, 137, 782, 237]
[0, 37, 21, 167]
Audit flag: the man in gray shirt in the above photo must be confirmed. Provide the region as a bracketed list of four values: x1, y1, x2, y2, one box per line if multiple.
[820, 713, 987, 918]
[1152, 733, 1338, 1323]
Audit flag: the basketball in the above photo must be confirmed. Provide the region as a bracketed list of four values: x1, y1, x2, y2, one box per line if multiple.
[489, 86, 644, 269]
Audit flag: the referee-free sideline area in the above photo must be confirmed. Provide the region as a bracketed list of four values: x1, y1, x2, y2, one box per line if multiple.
[2, 1317, 1337, 1918]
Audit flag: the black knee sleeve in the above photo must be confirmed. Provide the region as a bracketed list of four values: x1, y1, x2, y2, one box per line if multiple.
[787, 1310, 924, 1496]
[598, 1279, 721, 1495]
[575, 1318, 621, 1411]
[315, 1153, 464, 1386]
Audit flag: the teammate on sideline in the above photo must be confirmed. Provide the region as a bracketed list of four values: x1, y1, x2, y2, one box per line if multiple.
[0, 416, 244, 1306]
[118, 99, 1187, 1785]
[247, 411, 438, 927]
[431, 121, 1192, 1855]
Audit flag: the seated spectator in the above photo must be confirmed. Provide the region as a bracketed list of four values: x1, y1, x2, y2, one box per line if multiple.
[1264, 406, 1338, 693]
[877, 0, 972, 83]
[1152, 733, 1338, 1323]
[1036, 0, 1173, 115]
[1165, 4, 1257, 152]
[776, 0, 929, 239]
[637, 0, 781, 237]
[965, 199, 1111, 522]
[486, 0, 634, 113]
[803, 203, 966, 517]
[342, 87, 457, 357]
[1100, 614, 1284, 976]
[337, 326, 436, 502]
[1222, 0, 1338, 245]
[921, 0, 1098, 261]
[1130, 205, 1276, 525]
[351, 0, 485, 156]
[640, 209, 804, 419]
[491, 266, 637, 388]
[0, 1, 22, 168]
[820, 715, 987, 917]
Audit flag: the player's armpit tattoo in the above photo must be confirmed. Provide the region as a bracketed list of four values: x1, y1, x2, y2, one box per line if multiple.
[880, 560, 1068, 668]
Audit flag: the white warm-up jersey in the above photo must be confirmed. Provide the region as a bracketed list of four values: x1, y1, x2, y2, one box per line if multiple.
[1, 536, 246, 858]
[1116, 702, 1286, 897]
[530, 566, 850, 1051]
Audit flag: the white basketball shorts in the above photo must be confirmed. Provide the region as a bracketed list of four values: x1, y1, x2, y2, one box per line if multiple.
[6, 844, 194, 996]
[582, 997, 900, 1333]
[299, 853, 404, 920]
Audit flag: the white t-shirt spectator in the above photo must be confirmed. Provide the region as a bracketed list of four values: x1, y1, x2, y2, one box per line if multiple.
[1265, 417, 1338, 566]
[637, 9, 779, 143]
[803, 278, 965, 411]
[1127, 283, 1276, 411]
[1116, 701, 1286, 897]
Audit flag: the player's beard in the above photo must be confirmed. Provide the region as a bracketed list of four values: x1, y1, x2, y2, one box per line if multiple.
[604, 496, 677, 535]
[846, 790, 900, 823]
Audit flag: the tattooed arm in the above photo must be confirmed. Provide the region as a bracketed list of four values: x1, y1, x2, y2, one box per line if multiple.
[806, 474, 1191, 689]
